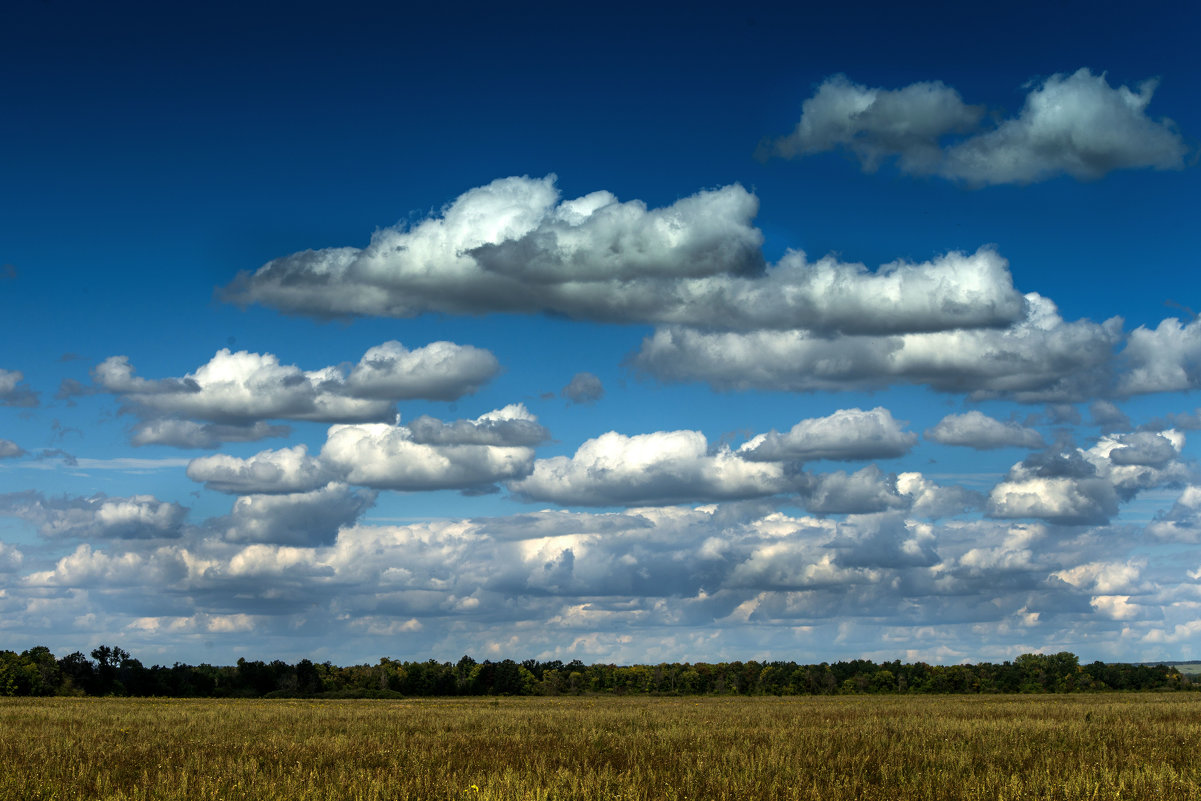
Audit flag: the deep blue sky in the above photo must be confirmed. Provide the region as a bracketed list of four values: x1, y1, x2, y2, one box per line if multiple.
[2, 0, 1200, 666]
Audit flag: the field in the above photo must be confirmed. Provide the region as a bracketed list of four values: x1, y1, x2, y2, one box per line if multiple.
[2, 694, 1200, 800]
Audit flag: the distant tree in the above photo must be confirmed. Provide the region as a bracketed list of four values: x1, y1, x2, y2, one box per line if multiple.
[57, 651, 95, 695]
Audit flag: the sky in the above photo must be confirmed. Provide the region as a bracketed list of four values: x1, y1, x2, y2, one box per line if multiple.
[2, 0, 1200, 667]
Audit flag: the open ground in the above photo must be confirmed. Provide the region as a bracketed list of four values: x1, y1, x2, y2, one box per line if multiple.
[3, 694, 1200, 800]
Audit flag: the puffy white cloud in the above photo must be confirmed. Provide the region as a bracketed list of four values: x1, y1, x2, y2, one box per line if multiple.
[741, 407, 916, 462]
[25, 543, 188, 587]
[181, 405, 547, 496]
[0, 439, 27, 459]
[728, 547, 882, 592]
[0, 368, 38, 407]
[984, 431, 1190, 527]
[509, 430, 794, 506]
[1054, 561, 1141, 594]
[187, 445, 335, 494]
[91, 340, 501, 438]
[1082, 430, 1190, 500]
[769, 69, 1186, 185]
[222, 176, 1024, 335]
[321, 405, 540, 491]
[343, 340, 499, 401]
[987, 476, 1119, 525]
[1089, 595, 1140, 621]
[983, 430, 1188, 526]
[94, 350, 390, 424]
[1117, 317, 1201, 395]
[0, 491, 188, 539]
[216, 483, 375, 546]
[635, 293, 1121, 401]
[1099, 431, 1181, 468]
[925, 410, 1045, 450]
[562, 372, 604, 405]
[940, 69, 1187, 185]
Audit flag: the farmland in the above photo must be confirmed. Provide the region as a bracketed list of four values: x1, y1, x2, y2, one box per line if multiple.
[3, 694, 1200, 800]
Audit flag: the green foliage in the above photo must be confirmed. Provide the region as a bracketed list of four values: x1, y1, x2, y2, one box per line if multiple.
[0, 646, 1191, 699]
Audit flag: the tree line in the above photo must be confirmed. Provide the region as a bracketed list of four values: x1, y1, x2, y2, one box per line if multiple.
[0, 645, 1191, 698]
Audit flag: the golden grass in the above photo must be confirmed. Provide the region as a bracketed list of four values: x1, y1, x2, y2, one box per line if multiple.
[2, 694, 1200, 800]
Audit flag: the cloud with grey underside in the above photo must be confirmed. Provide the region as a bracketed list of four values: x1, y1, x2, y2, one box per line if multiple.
[67, 340, 501, 448]
[221, 175, 1026, 336]
[215, 172, 1201, 403]
[763, 68, 1187, 185]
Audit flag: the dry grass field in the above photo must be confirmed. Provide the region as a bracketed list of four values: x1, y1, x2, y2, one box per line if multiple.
[2, 694, 1200, 800]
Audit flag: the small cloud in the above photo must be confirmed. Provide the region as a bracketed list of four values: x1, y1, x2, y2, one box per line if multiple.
[562, 372, 605, 405]
[35, 448, 78, 467]
[0, 369, 39, 408]
[0, 439, 27, 459]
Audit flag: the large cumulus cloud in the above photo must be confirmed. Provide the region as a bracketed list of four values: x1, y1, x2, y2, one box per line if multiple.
[767, 69, 1186, 185]
[222, 176, 1024, 335]
[634, 293, 1122, 401]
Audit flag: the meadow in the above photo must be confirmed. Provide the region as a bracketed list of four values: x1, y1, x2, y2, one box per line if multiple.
[2, 694, 1200, 800]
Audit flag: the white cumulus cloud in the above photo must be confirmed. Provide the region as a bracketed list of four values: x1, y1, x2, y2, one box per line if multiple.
[187, 445, 335, 494]
[321, 406, 541, 491]
[222, 176, 1024, 335]
[91, 340, 501, 443]
[635, 293, 1121, 401]
[509, 430, 794, 506]
[740, 407, 916, 462]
